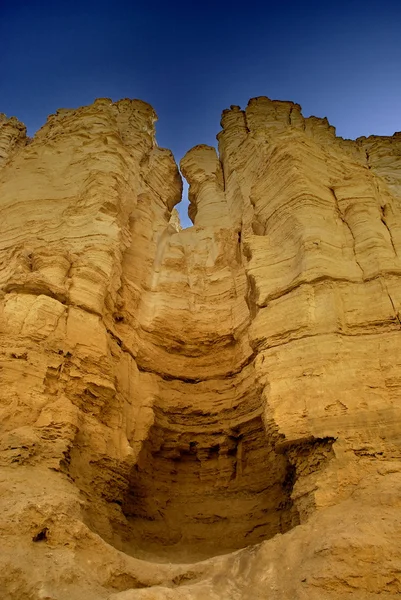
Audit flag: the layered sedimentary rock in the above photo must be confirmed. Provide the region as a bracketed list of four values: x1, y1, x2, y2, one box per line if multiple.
[0, 96, 401, 599]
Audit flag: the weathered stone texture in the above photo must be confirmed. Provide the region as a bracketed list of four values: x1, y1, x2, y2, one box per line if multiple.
[0, 96, 400, 599]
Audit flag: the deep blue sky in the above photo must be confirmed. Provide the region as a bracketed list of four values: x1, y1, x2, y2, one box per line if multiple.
[1, 0, 400, 226]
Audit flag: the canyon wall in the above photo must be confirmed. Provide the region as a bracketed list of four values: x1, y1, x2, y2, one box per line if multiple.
[0, 97, 400, 599]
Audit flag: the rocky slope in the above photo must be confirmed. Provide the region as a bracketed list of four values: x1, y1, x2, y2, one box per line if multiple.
[0, 96, 400, 599]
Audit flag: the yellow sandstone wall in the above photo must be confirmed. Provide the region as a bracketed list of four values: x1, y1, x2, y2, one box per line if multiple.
[0, 96, 400, 599]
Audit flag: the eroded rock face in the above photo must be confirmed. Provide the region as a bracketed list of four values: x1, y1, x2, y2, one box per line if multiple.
[0, 96, 400, 599]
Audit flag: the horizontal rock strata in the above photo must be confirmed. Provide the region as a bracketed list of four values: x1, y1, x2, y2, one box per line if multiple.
[0, 96, 400, 599]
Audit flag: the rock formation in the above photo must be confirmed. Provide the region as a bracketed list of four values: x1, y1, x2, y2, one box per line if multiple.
[0, 96, 400, 599]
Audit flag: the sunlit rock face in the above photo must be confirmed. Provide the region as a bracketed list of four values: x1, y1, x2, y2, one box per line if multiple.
[0, 96, 401, 600]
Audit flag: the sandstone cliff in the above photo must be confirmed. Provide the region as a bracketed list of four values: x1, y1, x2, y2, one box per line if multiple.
[0, 96, 400, 599]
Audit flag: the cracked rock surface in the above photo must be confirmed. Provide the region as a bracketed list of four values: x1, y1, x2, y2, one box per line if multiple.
[0, 96, 401, 599]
